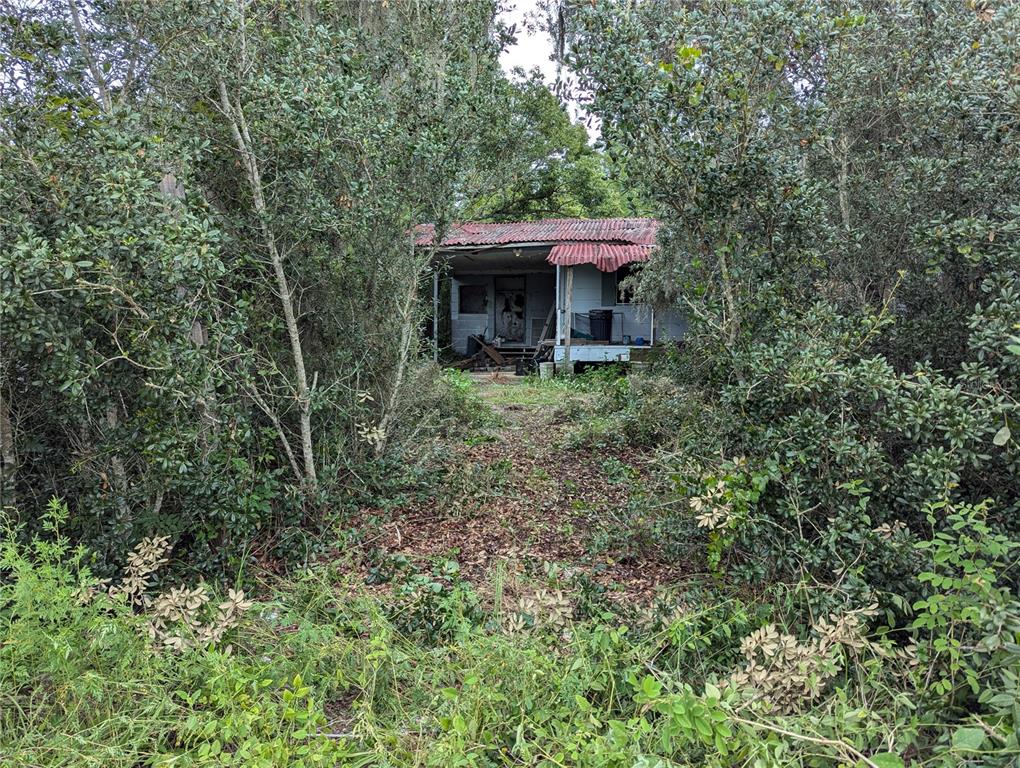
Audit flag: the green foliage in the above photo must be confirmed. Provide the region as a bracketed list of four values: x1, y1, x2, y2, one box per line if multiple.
[465, 71, 647, 221]
[0, 0, 513, 571]
[911, 500, 1020, 739]
[171, 669, 361, 768]
[388, 558, 485, 643]
[3, 499, 1018, 766]
[680, 456, 777, 574]
[0, 104, 282, 569]
[561, 0, 1019, 604]
[434, 368, 498, 434]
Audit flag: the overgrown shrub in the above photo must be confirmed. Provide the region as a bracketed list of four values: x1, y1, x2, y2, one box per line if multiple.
[560, 0, 1019, 607]
[3, 496, 1018, 766]
[0, 1, 512, 572]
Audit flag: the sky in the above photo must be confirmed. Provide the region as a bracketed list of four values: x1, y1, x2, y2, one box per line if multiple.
[498, 0, 558, 83]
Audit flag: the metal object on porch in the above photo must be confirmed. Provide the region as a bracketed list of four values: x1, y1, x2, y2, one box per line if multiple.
[588, 309, 613, 342]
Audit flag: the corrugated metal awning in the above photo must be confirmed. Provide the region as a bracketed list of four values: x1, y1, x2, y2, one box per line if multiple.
[547, 243, 653, 273]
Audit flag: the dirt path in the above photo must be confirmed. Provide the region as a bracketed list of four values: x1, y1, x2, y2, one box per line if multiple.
[362, 374, 685, 603]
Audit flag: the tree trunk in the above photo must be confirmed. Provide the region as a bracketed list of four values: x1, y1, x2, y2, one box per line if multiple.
[838, 133, 851, 233]
[716, 245, 739, 348]
[217, 79, 317, 487]
[375, 240, 429, 457]
[67, 0, 112, 112]
[0, 382, 15, 510]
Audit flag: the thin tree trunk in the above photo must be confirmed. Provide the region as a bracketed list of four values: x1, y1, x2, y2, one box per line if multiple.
[0, 381, 16, 510]
[67, 0, 112, 113]
[716, 244, 739, 348]
[827, 133, 852, 233]
[375, 241, 428, 457]
[244, 378, 303, 484]
[217, 78, 317, 487]
[838, 133, 851, 232]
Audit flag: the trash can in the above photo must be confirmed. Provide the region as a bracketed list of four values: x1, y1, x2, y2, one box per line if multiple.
[539, 361, 555, 380]
[589, 310, 613, 342]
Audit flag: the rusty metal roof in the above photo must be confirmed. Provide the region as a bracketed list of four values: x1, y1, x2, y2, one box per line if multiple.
[416, 217, 659, 247]
[547, 243, 653, 273]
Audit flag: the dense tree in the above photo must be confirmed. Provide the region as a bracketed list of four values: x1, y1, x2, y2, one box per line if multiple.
[0, 0, 510, 570]
[560, 0, 1018, 571]
[465, 71, 647, 220]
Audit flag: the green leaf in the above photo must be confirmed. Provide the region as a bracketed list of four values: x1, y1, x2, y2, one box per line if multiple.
[992, 424, 1010, 446]
[952, 727, 986, 751]
[694, 716, 712, 738]
[642, 675, 662, 699]
[868, 754, 903, 768]
[714, 729, 728, 755]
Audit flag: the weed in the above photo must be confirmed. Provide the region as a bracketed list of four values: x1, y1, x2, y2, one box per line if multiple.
[2, 503, 1018, 766]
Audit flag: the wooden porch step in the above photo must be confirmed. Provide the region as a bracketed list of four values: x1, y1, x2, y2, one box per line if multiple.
[493, 346, 537, 359]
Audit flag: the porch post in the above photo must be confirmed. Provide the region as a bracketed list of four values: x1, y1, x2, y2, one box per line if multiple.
[650, 306, 656, 346]
[564, 265, 574, 367]
[555, 264, 562, 344]
[432, 269, 440, 362]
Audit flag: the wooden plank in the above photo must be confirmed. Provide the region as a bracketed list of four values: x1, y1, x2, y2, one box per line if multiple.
[472, 336, 506, 366]
[535, 303, 555, 344]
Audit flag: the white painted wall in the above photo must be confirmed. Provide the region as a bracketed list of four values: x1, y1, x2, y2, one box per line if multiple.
[450, 272, 556, 353]
[526, 273, 556, 345]
[558, 264, 687, 343]
[450, 276, 492, 353]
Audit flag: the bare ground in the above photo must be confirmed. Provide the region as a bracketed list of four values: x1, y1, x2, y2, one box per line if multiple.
[356, 373, 687, 604]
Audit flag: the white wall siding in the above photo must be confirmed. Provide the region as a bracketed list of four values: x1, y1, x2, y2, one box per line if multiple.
[526, 274, 555, 345]
[450, 272, 557, 353]
[558, 264, 687, 343]
[450, 276, 492, 354]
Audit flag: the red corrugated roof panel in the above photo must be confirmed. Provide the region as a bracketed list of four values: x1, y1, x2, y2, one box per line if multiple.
[416, 217, 659, 247]
[547, 243, 653, 272]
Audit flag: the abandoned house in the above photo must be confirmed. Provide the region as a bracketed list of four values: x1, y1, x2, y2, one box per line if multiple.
[416, 217, 687, 364]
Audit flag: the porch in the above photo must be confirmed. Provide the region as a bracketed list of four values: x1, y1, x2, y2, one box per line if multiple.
[432, 257, 684, 367]
[420, 218, 685, 369]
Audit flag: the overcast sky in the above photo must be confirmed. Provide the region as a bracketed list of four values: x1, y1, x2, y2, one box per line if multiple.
[498, 0, 558, 82]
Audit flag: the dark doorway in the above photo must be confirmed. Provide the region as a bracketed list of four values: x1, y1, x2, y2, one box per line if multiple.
[495, 276, 526, 342]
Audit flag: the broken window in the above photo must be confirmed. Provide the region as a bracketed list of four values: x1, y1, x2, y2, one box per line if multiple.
[459, 284, 487, 314]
